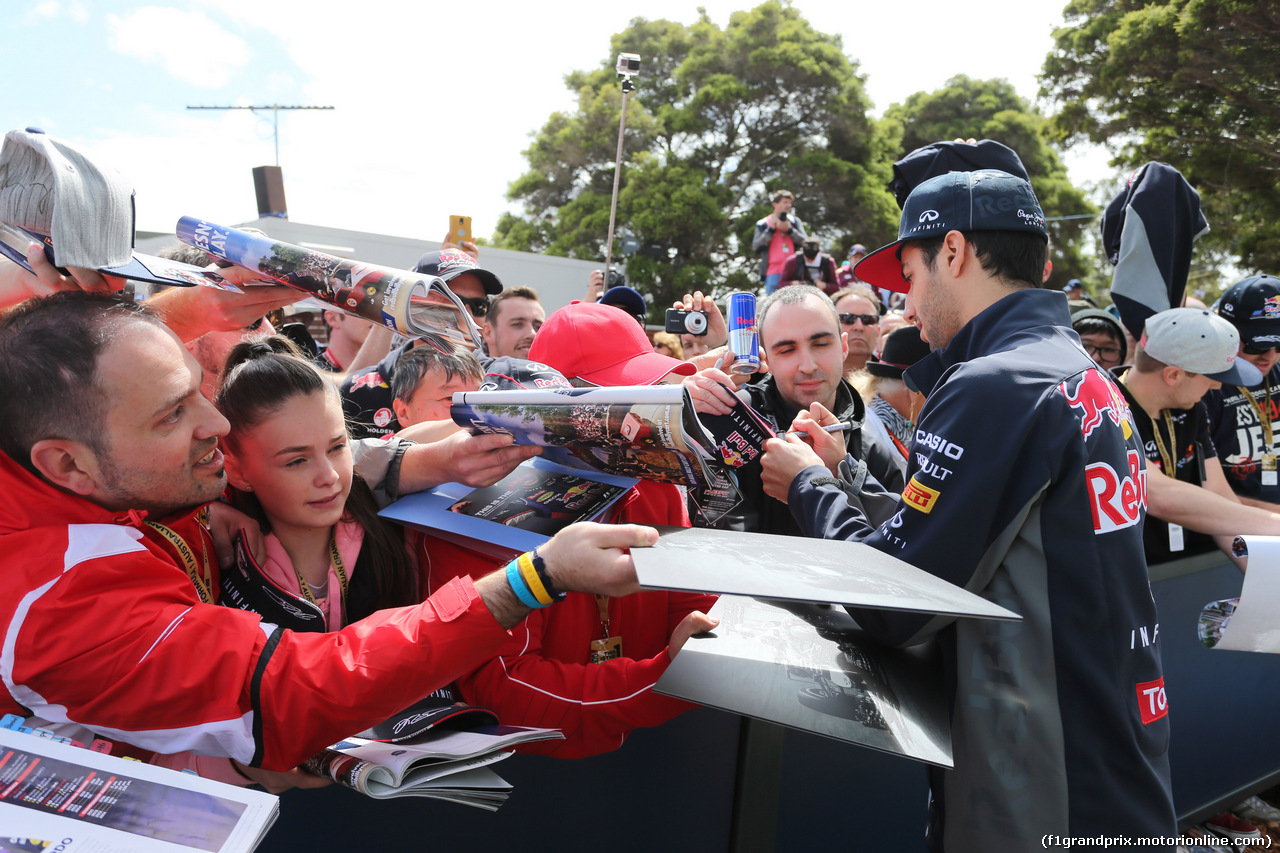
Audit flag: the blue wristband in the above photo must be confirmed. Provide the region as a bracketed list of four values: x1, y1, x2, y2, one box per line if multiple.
[506, 559, 545, 609]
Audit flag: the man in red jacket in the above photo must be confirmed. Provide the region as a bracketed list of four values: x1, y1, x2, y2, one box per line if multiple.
[0, 292, 653, 788]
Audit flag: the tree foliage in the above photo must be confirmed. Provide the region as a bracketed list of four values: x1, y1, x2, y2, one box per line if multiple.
[880, 75, 1097, 290]
[492, 2, 899, 313]
[1041, 0, 1280, 273]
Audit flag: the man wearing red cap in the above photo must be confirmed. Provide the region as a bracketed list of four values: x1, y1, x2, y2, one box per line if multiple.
[436, 301, 720, 758]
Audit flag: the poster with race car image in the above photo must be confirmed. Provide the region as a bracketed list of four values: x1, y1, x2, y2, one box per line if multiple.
[174, 217, 484, 350]
[379, 457, 637, 560]
[449, 466, 629, 536]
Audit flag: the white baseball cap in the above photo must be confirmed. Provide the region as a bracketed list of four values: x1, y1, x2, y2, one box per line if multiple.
[1141, 307, 1262, 385]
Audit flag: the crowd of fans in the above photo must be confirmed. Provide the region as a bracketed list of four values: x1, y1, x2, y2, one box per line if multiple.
[1, 125, 1278, 852]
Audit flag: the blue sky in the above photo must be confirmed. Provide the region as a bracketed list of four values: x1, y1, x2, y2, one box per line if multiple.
[5, 0, 1103, 245]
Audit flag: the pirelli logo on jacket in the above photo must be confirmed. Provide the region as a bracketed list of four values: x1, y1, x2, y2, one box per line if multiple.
[902, 476, 940, 514]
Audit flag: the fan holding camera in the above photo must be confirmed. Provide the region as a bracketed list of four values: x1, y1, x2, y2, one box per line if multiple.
[752, 190, 808, 296]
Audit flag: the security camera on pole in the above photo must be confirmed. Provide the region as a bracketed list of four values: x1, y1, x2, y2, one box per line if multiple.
[603, 53, 640, 294]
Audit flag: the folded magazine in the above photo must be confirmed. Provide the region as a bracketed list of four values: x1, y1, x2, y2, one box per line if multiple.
[300, 725, 562, 808]
[174, 216, 485, 349]
[450, 384, 775, 524]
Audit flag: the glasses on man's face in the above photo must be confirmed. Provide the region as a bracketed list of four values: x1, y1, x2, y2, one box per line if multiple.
[457, 295, 490, 319]
[839, 313, 879, 327]
[1083, 342, 1122, 364]
[1243, 341, 1279, 356]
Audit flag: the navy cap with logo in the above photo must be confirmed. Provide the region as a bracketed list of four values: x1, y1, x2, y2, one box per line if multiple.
[854, 169, 1047, 294]
[598, 285, 647, 323]
[888, 139, 1030, 209]
[413, 249, 503, 295]
[1215, 274, 1280, 349]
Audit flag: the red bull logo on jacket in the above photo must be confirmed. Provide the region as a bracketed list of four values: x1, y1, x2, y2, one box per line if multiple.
[1060, 369, 1134, 440]
[1086, 449, 1146, 534]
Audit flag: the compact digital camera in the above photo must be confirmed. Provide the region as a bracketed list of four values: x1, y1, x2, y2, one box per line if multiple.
[665, 308, 708, 336]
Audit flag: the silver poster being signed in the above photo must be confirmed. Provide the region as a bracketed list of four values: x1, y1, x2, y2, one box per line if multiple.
[634, 526, 1019, 621]
[657, 595, 952, 766]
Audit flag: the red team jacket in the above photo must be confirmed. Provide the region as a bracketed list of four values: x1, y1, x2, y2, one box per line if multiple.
[423, 481, 718, 758]
[0, 452, 510, 771]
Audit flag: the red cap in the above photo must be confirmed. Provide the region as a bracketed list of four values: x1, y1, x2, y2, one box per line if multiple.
[529, 301, 696, 386]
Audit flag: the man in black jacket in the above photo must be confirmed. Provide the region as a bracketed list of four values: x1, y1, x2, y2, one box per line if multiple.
[686, 285, 902, 534]
[760, 171, 1176, 851]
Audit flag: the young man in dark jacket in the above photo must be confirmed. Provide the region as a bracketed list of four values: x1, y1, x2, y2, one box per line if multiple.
[686, 285, 903, 534]
[760, 171, 1176, 851]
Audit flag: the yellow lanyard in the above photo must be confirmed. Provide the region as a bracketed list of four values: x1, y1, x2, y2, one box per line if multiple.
[292, 535, 349, 629]
[1150, 409, 1178, 475]
[1120, 371, 1177, 474]
[146, 517, 213, 604]
[1238, 383, 1275, 450]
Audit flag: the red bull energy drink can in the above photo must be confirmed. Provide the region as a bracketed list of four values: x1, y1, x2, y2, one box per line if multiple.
[726, 291, 760, 375]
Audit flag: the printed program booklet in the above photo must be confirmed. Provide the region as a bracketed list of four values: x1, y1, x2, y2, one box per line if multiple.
[656, 595, 953, 766]
[175, 216, 485, 349]
[301, 725, 562, 808]
[380, 456, 637, 559]
[450, 384, 775, 524]
[0, 727, 278, 853]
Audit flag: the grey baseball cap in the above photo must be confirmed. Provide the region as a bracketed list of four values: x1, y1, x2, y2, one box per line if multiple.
[0, 127, 235, 289]
[1142, 307, 1262, 385]
[0, 127, 135, 269]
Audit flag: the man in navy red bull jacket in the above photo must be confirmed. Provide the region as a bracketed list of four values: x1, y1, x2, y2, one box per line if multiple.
[760, 170, 1176, 851]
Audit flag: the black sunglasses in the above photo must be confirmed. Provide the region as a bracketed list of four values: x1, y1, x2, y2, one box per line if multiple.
[1244, 341, 1279, 356]
[839, 312, 879, 327]
[457, 295, 490, 318]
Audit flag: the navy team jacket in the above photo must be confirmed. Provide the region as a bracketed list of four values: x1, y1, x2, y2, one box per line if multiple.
[789, 288, 1176, 853]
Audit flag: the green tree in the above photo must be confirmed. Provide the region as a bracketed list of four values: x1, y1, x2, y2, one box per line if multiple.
[492, 2, 899, 313]
[880, 75, 1098, 291]
[1041, 0, 1280, 273]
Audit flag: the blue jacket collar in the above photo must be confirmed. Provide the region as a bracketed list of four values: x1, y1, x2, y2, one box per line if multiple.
[905, 288, 1072, 394]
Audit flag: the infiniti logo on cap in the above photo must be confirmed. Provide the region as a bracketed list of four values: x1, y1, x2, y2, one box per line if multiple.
[919, 210, 940, 222]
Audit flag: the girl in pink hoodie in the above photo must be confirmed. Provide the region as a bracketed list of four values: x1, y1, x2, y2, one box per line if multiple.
[215, 337, 419, 630]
